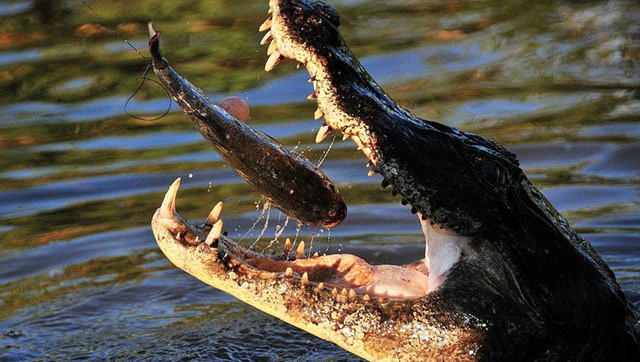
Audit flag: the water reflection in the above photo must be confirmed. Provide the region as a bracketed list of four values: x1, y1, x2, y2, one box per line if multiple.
[0, 0, 638, 360]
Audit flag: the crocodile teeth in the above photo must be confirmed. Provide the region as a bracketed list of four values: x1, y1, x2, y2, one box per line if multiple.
[342, 133, 349, 141]
[284, 237, 292, 254]
[285, 267, 294, 278]
[331, 288, 338, 297]
[259, 18, 272, 32]
[264, 51, 282, 72]
[314, 108, 323, 120]
[301, 271, 309, 286]
[296, 240, 306, 258]
[268, 7, 273, 14]
[315, 124, 331, 143]
[348, 289, 357, 300]
[205, 201, 223, 226]
[160, 178, 181, 218]
[267, 40, 277, 55]
[260, 31, 273, 45]
[307, 92, 317, 100]
[318, 282, 325, 290]
[205, 219, 223, 246]
[363, 294, 371, 301]
[367, 169, 377, 177]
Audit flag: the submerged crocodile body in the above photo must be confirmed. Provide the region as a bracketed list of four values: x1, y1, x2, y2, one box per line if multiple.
[150, 0, 640, 360]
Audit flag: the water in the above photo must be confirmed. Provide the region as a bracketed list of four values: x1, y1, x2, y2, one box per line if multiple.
[1, 0, 639, 360]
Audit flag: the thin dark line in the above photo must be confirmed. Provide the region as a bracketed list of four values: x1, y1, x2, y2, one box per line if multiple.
[124, 63, 172, 121]
[79, 0, 148, 62]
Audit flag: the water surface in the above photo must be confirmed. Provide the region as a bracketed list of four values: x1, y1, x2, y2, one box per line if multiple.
[1, 0, 639, 360]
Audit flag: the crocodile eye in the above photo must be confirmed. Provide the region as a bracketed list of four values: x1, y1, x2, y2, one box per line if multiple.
[479, 160, 507, 185]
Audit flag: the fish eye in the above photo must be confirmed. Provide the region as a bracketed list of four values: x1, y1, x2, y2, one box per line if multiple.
[479, 160, 507, 185]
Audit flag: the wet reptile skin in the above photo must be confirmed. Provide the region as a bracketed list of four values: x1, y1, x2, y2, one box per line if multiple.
[150, 1, 640, 360]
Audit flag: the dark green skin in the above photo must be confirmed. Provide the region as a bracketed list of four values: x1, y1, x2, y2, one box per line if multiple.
[148, 1, 640, 359]
[148, 31, 346, 228]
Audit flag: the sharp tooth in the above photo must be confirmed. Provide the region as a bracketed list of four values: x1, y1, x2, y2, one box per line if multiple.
[301, 272, 309, 286]
[341, 288, 348, 297]
[342, 133, 349, 141]
[267, 40, 277, 55]
[296, 240, 305, 258]
[206, 201, 223, 226]
[284, 238, 292, 253]
[194, 236, 200, 243]
[363, 294, 371, 301]
[205, 219, 223, 246]
[268, 7, 273, 14]
[259, 18, 272, 32]
[318, 282, 324, 290]
[313, 251, 319, 258]
[285, 267, 294, 278]
[331, 288, 338, 297]
[297, 62, 302, 69]
[348, 289, 356, 300]
[160, 178, 181, 218]
[264, 51, 282, 72]
[260, 31, 273, 45]
[367, 169, 377, 177]
[366, 161, 372, 168]
[315, 124, 331, 143]
[307, 93, 317, 100]
[314, 108, 323, 120]
[362, 147, 372, 159]
[350, 135, 363, 149]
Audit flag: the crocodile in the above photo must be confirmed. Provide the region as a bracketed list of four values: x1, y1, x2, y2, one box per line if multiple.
[150, 0, 640, 360]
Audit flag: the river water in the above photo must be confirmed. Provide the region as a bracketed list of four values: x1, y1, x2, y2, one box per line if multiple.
[1, 0, 639, 360]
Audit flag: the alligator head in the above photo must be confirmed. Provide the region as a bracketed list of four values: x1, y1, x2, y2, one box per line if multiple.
[152, 0, 640, 359]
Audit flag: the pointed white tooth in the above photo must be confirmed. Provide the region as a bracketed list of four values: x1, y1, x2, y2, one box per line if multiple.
[260, 31, 273, 45]
[206, 201, 223, 226]
[267, 40, 277, 56]
[205, 219, 223, 246]
[315, 124, 331, 143]
[342, 133, 349, 141]
[307, 93, 317, 100]
[160, 178, 181, 218]
[314, 108, 323, 120]
[296, 62, 302, 69]
[265, 51, 282, 72]
[367, 169, 377, 177]
[268, 7, 273, 14]
[296, 240, 305, 258]
[259, 18, 272, 32]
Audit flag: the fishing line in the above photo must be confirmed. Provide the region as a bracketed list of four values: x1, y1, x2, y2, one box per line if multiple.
[80, 0, 148, 61]
[79, 0, 172, 121]
[123, 63, 172, 121]
[316, 133, 336, 168]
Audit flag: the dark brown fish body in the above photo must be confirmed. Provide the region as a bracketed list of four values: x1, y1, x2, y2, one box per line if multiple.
[148, 26, 346, 227]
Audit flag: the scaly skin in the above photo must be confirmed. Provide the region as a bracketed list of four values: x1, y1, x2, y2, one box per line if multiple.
[150, 1, 640, 360]
[153, 179, 486, 361]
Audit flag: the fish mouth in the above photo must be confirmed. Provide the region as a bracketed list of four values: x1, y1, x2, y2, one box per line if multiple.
[152, 178, 431, 300]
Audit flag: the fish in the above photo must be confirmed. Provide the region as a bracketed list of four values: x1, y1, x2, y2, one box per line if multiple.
[147, 22, 346, 227]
